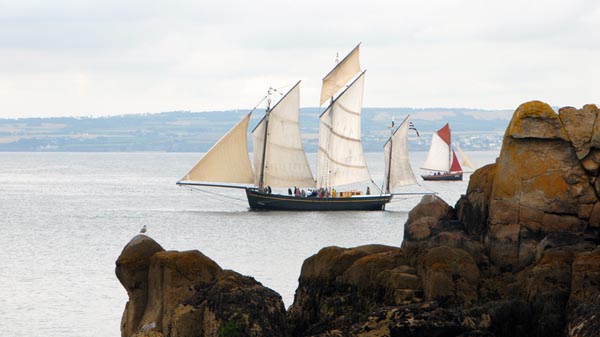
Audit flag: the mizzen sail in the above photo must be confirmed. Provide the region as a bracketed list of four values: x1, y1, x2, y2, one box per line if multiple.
[252, 82, 314, 188]
[450, 150, 463, 172]
[384, 116, 418, 193]
[181, 112, 254, 184]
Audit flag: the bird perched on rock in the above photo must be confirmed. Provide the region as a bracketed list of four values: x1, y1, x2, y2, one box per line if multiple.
[140, 225, 147, 234]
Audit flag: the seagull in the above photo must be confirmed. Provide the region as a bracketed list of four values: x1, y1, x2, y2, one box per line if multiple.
[140, 225, 147, 234]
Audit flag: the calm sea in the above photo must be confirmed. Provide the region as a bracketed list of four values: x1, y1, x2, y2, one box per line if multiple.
[0, 151, 498, 336]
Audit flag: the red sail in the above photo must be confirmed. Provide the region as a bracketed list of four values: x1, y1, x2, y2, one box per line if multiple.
[450, 150, 462, 172]
[436, 123, 451, 146]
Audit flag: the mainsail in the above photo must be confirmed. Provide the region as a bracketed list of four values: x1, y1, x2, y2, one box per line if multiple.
[180, 112, 254, 184]
[252, 82, 314, 188]
[421, 123, 462, 172]
[320, 44, 361, 105]
[384, 116, 418, 193]
[317, 72, 371, 188]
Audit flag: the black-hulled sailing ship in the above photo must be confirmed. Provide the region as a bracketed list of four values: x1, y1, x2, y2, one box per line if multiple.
[177, 44, 421, 211]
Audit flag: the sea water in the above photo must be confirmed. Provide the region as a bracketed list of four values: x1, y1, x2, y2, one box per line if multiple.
[0, 151, 498, 336]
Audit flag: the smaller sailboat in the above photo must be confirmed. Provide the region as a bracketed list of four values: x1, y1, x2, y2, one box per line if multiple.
[421, 123, 464, 181]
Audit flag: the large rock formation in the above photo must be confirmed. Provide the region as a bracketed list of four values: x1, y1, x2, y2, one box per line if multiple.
[116, 235, 289, 337]
[485, 101, 597, 270]
[287, 101, 600, 337]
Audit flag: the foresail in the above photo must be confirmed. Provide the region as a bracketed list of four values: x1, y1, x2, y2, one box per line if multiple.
[252, 82, 314, 188]
[384, 117, 418, 193]
[421, 131, 451, 172]
[319, 44, 361, 105]
[317, 72, 371, 188]
[181, 112, 254, 184]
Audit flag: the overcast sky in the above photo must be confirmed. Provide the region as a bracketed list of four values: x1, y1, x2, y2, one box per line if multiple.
[1, 0, 598, 118]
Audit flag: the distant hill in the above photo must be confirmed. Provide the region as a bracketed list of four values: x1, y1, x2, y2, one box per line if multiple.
[0, 107, 512, 152]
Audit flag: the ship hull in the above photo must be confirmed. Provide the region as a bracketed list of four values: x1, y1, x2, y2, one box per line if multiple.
[421, 172, 463, 181]
[245, 189, 391, 211]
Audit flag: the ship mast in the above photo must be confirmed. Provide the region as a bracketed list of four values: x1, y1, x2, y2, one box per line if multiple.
[257, 88, 272, 191]
[385, 118, 394, 194]
[448, 125, 452, 172]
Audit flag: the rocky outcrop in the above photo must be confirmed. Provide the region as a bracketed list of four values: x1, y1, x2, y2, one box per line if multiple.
[116, 235, 165, 337]
[116, 235, 289, 337]
[287, 101, 600, 337]
[287, 244, 410, 336]
[486, 101, 597, 271]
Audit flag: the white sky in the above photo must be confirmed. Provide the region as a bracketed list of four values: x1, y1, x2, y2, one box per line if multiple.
[1, 0, 599, 118]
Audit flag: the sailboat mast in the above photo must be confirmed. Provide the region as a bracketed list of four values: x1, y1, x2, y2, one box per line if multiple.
[448, 124, 452, 172]
[385, 119, 394, 194]
[258, 88, 272, 191]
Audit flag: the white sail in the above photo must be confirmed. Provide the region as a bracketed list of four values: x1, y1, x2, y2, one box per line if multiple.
[181, 112, 254, 184]
[320, 44, 361, 105]
[252, 82, 315, 188]
[455, 143, 477, 171]
[384, 117, 418, 193]
[317, 72, 371, 188]
[421, 132, 451, 172]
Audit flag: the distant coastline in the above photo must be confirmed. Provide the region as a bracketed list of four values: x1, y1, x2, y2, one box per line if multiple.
[0, 107, 511, 152]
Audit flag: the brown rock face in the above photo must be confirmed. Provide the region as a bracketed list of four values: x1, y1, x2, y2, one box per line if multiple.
[558, 105, 597, 159]
[116, 235, 165, 337]
[506, 100, 569, 140]
[287, 244, 414, 336]
[487, 101, 597, 270]
[116, 235, 289, 337]
[567, 249, 600, 337]
[286, 101, 600, 337]
[418, 246, 479, 307]
[140, 250, 222, 333]
[456, 163, 497, 239]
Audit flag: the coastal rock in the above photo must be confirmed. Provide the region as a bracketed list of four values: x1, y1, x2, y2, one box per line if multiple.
[116, 235, 165, 337]
[401, 195, 461, 265]
[517, 247, 574, 336]
[487, 101, 596, 270]
[567, 250, 600, 337]
[406, 194, 454, 226]
[140, 250, 222, 333]
[456, 163, 496, 239]
[287, 244, 412, 336]
[505, 100, 569, 140]
[116, 235, 289, 337]
[418, 246, 479, 307]
[286, 101, 600, 337]
[558, 105, 597, 159]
